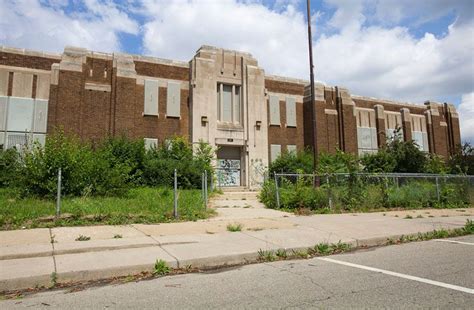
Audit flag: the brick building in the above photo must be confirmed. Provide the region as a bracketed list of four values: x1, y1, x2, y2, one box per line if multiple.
[0, 45, 461, 188]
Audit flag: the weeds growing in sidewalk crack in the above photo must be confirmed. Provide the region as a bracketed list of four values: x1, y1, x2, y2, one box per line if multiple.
[404, 215, 413, 219]
[49, 272, 57, 288]
[227, 223, 243, 232]
[113, 234, 122, 239]
[75, 235, 91, 241]
[153, 259, 171, 276]
[258, 249, 276, 262]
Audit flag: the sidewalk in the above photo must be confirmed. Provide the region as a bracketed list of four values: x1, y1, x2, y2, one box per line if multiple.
[1, 190, 472, 291]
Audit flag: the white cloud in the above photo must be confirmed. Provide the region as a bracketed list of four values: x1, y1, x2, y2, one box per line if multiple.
[458, 92, 474, 143]
[141, 0, 309, 78]
[0, 0, 139, 53]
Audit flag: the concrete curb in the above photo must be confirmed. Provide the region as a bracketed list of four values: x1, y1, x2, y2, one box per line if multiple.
[0, 232, 439, 292]
[0, 243, 159, 261]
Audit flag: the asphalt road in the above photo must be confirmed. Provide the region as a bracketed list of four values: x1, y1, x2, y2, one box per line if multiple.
[2, 235, 473, 309]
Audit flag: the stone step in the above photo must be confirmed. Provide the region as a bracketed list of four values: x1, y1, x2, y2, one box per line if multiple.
[212, 191, 259, 201]
[220, 186, 250, 192]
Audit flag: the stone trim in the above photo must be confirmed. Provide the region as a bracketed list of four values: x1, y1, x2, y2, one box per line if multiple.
[265, 74, 308, 85]
[352, 94, 422, 108]
[0, 46, 61, 60]
[266, 91, 303, 102]
[85, 83, 111, 92]
[0, 65, 51, 75]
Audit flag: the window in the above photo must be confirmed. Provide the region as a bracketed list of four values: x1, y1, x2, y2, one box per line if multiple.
[269, 95, 280, 125]
[270, 144, 281, 162]
[411, 115, 428, 151]
[144, 79, 159, 116]
[217, 83, 241, 124]
[286, 97, 296, 127]
[166, 81, 181, 117]
[356, 109, 378, 155]
[144, 138, 158, 150]
[287, 145, 297, 153]
[385, 112, 403, 141]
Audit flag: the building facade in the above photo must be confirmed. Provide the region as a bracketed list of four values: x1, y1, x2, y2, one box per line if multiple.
[0, 45, 462, 188]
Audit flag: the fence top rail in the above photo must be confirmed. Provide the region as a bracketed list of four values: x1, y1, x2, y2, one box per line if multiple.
[274, 172, 474, 178]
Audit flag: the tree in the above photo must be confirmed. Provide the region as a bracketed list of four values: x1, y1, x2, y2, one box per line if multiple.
[448, 142, 474, 175]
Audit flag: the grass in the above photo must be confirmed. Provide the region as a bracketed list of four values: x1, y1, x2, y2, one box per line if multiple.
[227, 223, 243, 232]
[0, 187, 214, 230]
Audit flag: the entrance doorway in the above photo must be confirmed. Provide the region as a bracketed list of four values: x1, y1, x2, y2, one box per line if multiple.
[216, 146, 242, 187]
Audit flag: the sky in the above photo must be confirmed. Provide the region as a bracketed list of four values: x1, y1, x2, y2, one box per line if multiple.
[1, 0, 473, 143]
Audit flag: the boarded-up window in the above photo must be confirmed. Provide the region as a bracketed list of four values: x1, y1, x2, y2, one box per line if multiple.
[222, 85, 232, 122]
[286, 97, 296, 127]
[0, 96, 7, 131]
[233, 86, 241, 124]
[217, 83, 241, 124]
[144, 79, 159, 116]
[411, 115, 428, 151]
[144, 138, 158, 150]
[12, 72, 33, 98]
[270, 144, 281, 162]
[33, 134, 46, 147]
[34, 99, 48, 133]
[36, 74, 51, 100]
[356, 109, 377, 155]
[0, 70, 8, 96]
[269, 95, 280, 125]
[7, 97, 34, 132]
[385, 112, 403, 140]
[166, 82, 181, 117]
[287, 144, 297, 153]
[7, 132, 27, 149]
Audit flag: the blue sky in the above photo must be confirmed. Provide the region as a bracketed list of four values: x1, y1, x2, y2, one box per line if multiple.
[1, 0, 473, 142]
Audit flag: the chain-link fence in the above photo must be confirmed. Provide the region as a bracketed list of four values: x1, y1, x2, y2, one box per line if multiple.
[54, 168, 213, 219]
[270, 173, 473, 211]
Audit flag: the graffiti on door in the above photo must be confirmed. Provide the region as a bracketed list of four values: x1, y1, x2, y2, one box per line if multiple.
[216, 159, 240, 187]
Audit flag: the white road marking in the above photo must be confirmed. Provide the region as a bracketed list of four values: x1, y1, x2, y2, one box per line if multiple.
[318, 257, 474, 295]
[434, 239, 474, 246]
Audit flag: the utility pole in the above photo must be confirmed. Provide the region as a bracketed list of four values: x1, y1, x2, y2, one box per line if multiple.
[306, 0, 318, 173]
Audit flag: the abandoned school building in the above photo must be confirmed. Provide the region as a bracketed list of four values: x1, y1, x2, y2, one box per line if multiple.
[0, 45, 462, 188]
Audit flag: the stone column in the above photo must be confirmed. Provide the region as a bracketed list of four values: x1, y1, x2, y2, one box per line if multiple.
[337, 87, 357, 154]
[424, 101, 448, 157]
[400, 108, 412, 142]
[374, 104, 386, 148]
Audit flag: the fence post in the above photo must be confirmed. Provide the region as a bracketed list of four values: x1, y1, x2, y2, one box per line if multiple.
[326, 175, 333, 210]
[56, 168, 62, 218]
[274, 173, 280, 208]
[435, 176, 440, 202]
[210, 172, 214, 192]
[173, 169, 178, 219]
[204, 170, 208, 207]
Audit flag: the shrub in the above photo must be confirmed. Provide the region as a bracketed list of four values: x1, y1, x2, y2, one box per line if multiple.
[269, 149, 313, 174]
[424, 154, 447, 174]
[317, 150, 360, 174]
[0, 148, 20, 187]
[17, 131, 130, 197]
[98, 135, 146, 185]
[361, 150, 396, 173]
[143, 137, 214, 189]
[448, 142, 474, 175]
[384, 130, 428, 173]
